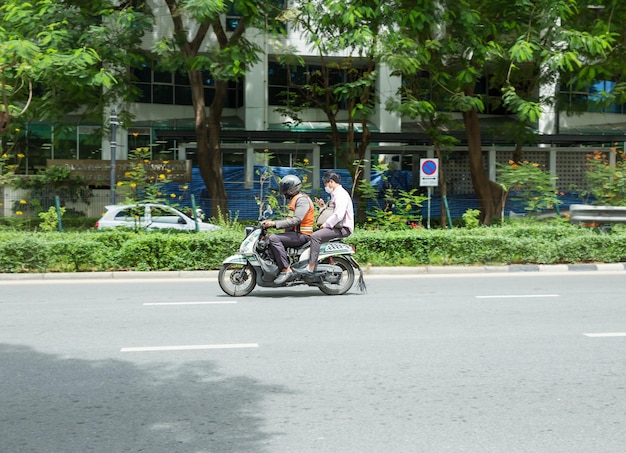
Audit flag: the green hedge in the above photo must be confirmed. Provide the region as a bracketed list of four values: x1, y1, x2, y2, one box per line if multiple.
[0, 224, 625, 273]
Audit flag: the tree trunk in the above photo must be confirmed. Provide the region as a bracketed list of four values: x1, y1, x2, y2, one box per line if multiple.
[435, 143, 449, 228]
[462, 107, 503, 225]
[189, 70, 228, 219]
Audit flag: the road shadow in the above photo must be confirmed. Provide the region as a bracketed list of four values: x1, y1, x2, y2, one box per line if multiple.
[0, 343, 289, 452]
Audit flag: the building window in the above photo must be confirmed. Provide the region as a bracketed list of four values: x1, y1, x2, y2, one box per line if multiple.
[560, 77, 625, 114]
[268, 61, 368, 109]
[226, 0, 287, 32]
[1, 123, 103, 175]
[131, 64, 243, 108]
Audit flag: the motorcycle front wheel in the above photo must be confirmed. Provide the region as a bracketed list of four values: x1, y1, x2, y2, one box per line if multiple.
[318, 256, 355, 295]
[218, 263, 257, 296]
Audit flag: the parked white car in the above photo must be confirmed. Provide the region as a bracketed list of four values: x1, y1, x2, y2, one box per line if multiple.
[95, 203, 220, 232]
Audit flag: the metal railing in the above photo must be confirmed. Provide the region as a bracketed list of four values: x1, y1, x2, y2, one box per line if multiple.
[569, 204, 626, 224]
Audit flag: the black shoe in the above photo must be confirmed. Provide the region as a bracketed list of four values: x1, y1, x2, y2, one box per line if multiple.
[274, 272, 294, 285]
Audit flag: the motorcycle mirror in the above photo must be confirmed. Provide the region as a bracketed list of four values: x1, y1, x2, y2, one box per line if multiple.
[259, 202, 273, 221]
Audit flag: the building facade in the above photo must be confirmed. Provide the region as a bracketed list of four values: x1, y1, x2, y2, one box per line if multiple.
[3, 0, 626, 218]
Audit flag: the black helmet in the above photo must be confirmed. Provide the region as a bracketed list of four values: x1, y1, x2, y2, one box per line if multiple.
[279, 174, 302, 197]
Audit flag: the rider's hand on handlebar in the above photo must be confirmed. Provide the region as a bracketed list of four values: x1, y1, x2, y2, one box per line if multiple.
[261, 220, 275, 228]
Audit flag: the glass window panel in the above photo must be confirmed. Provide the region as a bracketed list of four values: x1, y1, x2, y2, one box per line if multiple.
[291, 65, 308, 85]
[135, 83, 151, 103]
[223, 151, 245, 166]
[202, 71, 215, 87]
[204, 88, 215, 105]
[133, 65, 152, 83]
[225, 89, 236, 108]
[128, 132, 151, 154]
[268, 86, 285, 105]
[327, 67, 343, 85]
[175, 71, 189, 85]
[153, 85, 174, 104]
[78, 132, 101, 160]
[226, 17, 240, 31]
[54, 144, 77, 159]
[153, 71, 172, 83]
[268, 62, 288, 85]
[174, 86, 194, 105]
[570, 93, 588, 110]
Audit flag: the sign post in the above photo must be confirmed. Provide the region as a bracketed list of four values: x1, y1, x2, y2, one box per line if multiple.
[109, 106, 118, 205]
[419, 158, 439, 229]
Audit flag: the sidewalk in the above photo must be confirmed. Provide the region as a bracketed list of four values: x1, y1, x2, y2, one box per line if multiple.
[1, 262, 626, 280]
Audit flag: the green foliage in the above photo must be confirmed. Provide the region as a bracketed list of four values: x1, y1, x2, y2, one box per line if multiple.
[501, 86, 542, 123]
[38, 206, 65, 232]
[462, 209, 480, 228]
[1, 224, 626, 273]
[49, 236, 107, 272]
[358, 162, 426, 230]
[381, 0, 620, 223]
[115, 147, 178, 205]
[348, 224, 626, 267]
[10, 165, 91, 216]
[0, 235, 51, 272]
[365, 188, 427, 230]
[583, 149, 626, 206]
[113, 229, 239, 271]
[0, 0, 151, 130]
[0, 149, 23, 185]
[497, 160, 562, 215]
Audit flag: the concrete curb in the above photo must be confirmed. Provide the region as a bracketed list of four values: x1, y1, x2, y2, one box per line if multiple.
[1, 263, 626, 281]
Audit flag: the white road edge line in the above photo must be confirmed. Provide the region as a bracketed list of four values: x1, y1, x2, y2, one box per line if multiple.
[121, 343, 259, 352]
[143, 301, 237, 306]
[583, 333, 626, 338]
[475, 294, 560, 299]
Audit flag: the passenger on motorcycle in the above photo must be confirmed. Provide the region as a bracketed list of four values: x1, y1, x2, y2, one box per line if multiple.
[302, 171, 354, 277]
[261, 174, 315, 285]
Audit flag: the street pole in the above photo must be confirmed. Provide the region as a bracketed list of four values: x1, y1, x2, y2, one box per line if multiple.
[109, 107, 118, 205]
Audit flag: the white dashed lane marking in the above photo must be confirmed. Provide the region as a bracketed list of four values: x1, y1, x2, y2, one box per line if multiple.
[475, 294, 560, 299]
[143, 301, 238, 306]
[583, 333, 626, 338]
[121, 343, 259, 352]
[128, 300, 254, 353]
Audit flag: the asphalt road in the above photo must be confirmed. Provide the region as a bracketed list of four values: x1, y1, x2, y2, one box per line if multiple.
[1, 271, 626, 452]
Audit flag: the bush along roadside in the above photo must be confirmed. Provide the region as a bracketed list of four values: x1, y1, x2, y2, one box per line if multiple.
[1, 224, 626, 273]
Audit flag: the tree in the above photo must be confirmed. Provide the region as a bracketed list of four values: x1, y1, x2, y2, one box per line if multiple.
[0, 0, 150, 134]
[385, 0, 616, 224]
[154, 0, 285, 219]
[277, 0, 394, 221]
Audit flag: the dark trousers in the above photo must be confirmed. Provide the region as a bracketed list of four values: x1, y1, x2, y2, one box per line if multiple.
[268, 231, 309, 271]
[308, 227, 351, 266]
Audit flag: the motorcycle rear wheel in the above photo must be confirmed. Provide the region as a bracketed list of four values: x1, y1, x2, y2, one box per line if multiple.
[219, 263, 257, 296]
[318, 256, 355, 295]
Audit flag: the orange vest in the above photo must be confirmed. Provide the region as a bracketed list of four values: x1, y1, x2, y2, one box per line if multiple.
[288, 193, 315, 235]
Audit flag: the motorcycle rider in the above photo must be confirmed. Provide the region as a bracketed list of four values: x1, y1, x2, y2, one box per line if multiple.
[261, 174, 315, 285]
[302, 171, 354, 277]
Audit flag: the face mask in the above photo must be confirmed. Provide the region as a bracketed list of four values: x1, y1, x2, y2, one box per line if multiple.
[324, 185, 333, 194]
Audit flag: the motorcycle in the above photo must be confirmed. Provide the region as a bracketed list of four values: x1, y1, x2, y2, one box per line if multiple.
[218, 207, 366, 297]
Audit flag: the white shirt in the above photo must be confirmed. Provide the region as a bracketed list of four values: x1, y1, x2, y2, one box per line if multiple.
[322, 184, 354, 233]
